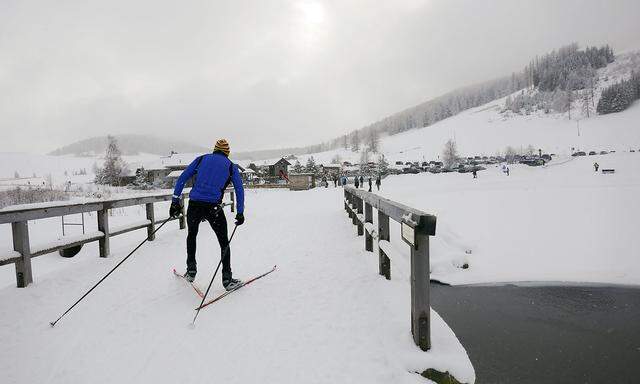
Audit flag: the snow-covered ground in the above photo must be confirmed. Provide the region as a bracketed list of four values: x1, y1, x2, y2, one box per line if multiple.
[375, 151, 640, 286]
[0, 189, 474, 384]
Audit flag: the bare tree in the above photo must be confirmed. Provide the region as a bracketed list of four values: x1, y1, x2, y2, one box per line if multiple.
[442, 139, 459, 167]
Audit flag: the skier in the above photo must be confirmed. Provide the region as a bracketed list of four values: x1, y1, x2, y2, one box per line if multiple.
[354, 176, 360, 188]
[594, 162, 599, 172]
[368, 177, 372, 192]
[169, 139, 245, 290]
[375, 175, 381, 191]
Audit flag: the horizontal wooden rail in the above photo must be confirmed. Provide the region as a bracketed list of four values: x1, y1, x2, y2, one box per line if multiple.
[343, 186, 436, 352]
[0, 189, 235, 288]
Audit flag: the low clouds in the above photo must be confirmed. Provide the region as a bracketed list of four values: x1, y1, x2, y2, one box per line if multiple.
[1, 0, 639, 153]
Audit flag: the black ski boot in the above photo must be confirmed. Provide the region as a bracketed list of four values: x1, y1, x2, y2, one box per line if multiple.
[184, 270, 196, 283]
[223, 277, 243, 291]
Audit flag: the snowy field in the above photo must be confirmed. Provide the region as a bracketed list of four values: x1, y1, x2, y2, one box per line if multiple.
[0, 189, 474, 384]
[376, 151, 640, 286]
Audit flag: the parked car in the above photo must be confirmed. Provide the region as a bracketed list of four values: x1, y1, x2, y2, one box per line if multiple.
[571, 151, 587, 157]
[600, 151, 608, 155]
[588, 151, 597, 155]
[631, 150, 636, 153]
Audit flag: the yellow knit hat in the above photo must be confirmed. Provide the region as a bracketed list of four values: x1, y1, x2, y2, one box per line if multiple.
[214, 139, 230, 156]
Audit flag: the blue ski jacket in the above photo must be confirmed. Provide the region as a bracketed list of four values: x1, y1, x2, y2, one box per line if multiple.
[172, 152, 245, 214]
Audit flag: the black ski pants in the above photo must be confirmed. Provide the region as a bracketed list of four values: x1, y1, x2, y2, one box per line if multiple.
[186, 200, 231, 279]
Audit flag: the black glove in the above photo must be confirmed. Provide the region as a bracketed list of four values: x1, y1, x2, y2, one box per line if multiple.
[169, 199, 183, 218]
[235, 213, 245, 226]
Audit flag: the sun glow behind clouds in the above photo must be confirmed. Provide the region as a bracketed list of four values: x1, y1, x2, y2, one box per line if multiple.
[293, 0, 328, 52]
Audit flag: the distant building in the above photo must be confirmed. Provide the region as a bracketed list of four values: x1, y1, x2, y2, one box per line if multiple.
[268, 158, 291, 178]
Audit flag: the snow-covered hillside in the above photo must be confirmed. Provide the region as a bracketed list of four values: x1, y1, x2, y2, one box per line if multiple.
[267, 51, 640, 167]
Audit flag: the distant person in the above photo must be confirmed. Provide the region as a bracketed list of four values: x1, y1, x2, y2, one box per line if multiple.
[333, 175, 338, 187]
[368, 177, 372, 192]
[594, 162, 599, 172]
[506, 166, 510, 176]
[359, 176, 364, 186]
[354, 176, 360, 188]
[472, 169, 477, 179]
[322, 175, 328, 188]
[375, 175, 381, 191]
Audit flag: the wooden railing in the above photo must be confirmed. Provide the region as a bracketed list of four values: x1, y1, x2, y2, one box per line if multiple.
[0, 189, 235, 288]
[343, 186, 436, 351]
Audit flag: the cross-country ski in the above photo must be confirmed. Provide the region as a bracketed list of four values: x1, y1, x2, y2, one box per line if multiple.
[195, 265, 277, 310]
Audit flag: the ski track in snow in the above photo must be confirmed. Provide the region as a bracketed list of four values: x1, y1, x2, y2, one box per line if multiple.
[0, 188, 474, 384]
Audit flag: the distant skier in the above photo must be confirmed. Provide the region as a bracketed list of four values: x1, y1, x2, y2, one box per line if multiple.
[594, 162, 599, 172]
[169, 139, 245, 290]
[354, 176, 360, 188]
[368, 177, 372, 192]
[375, 175, 381, 191]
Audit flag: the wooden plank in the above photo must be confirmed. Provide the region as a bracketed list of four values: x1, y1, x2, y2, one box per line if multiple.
[0, 202, 104, 224]
[411, 229, 431, 351]
[110, 220, 152, 237]
[31, 231, 105, 257]
[0, 251, 21, 266]
[365, 202, 373, 251]
[146, 203, 155, 241]
[97, 209, 110, 258]
[378, 211, 391, 280]
[345, 187, 436, 235]
[12, 221, 32, 287]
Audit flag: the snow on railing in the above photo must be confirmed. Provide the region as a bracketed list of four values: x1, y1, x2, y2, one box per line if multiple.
[343, 186, 436, 352]
[0, 189, 236, 288]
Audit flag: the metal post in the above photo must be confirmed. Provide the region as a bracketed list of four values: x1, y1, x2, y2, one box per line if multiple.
[365, 202, 373, 251]
[12, 221, 33, 287]
[377, 210, 390, 279]
[179, 195, 186, 230]
[145, 203, 155, 241]
[356, 196, 364, 236]
[351, 194, 357, 225]
[97, 209, 110, 258]
[411, 229, 431, 351]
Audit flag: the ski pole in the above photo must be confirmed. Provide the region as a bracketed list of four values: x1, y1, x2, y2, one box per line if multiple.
[50, 216, 174, 327]
[192, 225, 238, 325]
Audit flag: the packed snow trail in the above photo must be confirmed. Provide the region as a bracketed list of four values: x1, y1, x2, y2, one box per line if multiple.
[0, 188, 473, 384]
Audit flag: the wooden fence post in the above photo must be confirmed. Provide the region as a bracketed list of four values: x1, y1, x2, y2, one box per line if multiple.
[12, 221, 33, 287]
[146, 203, 155, 241]
[179, 195, 186, 229]
[230, 191, 235, 213]
[365, 202, 373, 251]
[351, 195, 358, 226]
[411, 228, 431, 351]
[97, 209, 110, 258]
[356, 197, 364, 236]
[377, 210, 390, 279]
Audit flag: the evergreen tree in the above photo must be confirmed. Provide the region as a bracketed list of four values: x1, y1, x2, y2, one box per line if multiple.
[134, 167, 148, 187]
[293, 160, 304, 173]
[377, 154, 389, 175]
[305, 156, 317, 174]
[368, 129, 379, 152]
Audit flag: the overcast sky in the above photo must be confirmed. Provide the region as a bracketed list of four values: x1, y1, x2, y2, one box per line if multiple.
[1, 0, 639, 154]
